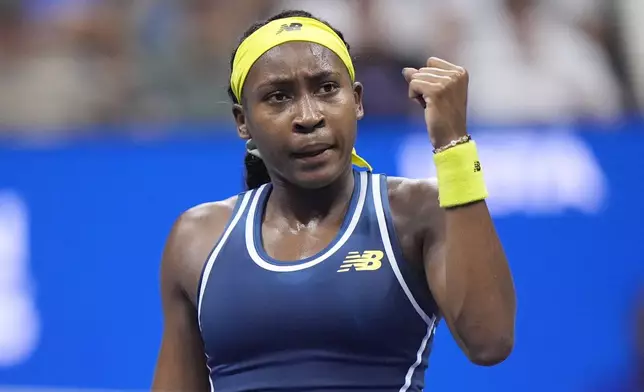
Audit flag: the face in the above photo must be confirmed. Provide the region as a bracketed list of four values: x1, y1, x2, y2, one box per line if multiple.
[233, 41, 364, 189]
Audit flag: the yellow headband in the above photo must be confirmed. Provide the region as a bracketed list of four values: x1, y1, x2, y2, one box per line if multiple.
[230, 16, 355, 102]
[232, 16, 371, 171]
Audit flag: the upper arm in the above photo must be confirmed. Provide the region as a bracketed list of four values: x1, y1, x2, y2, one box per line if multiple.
[392, 178, 473, 350]
[397, 179, 449, 309]
[387, 177, 447, 310]
[152, 200, 236, 391]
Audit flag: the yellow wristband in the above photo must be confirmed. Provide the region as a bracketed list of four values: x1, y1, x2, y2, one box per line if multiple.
[433, 140, 488, 208]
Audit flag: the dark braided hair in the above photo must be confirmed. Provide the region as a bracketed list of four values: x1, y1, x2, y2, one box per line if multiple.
[229, 10, 352, 190]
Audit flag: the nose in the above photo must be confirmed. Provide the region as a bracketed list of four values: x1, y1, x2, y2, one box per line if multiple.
[292, 94, 325, 133]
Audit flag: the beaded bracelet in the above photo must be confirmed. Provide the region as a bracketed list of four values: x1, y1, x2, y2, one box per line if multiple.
[433, 134, 472, 154]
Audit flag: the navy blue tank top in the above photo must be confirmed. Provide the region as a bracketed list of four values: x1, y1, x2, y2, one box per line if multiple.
[197, 170, 439, 392]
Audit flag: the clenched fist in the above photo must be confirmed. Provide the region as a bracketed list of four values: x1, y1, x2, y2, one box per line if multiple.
[402, 57, 469, 149]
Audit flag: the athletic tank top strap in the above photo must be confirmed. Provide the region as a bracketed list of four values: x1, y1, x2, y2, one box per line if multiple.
[196, 190, 254, 328]
[369, 173, 439, 323]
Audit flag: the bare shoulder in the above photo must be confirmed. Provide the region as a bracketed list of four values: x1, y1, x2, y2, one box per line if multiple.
[170, 196, 239, 255]
[384, 176, 443, 264]
[174, 196, 239, 238]
[162, 195, 240, 306]
[386, 176, 440, 217]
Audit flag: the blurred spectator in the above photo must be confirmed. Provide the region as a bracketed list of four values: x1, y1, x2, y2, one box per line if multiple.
[614, 0, 644, 111]
[443, 0, 624, 124]
[0, 0, 132, 132]
[130, 0, 271, 123]
[547, 0, 638, 114]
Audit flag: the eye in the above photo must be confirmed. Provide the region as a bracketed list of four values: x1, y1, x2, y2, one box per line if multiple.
[266, 92, 289, 103]
[318, 82, 339, 95]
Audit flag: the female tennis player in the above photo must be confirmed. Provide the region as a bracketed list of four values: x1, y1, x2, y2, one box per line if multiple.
[152, 9, 516, 392]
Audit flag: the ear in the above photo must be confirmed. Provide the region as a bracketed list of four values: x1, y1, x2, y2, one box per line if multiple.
[233, 104, 250, 140]
[352, 82, 364, 120]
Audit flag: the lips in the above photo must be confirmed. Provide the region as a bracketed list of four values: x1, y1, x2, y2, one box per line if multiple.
[291, 144, 332, 159]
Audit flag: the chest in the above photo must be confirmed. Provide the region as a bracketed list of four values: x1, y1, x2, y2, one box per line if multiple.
[200, 242, 425, 365]
[260, 219, 342, 262]
[257, 215, 422, 277]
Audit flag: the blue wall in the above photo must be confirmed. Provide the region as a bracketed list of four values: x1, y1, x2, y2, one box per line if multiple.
[0, 120, 642, 391]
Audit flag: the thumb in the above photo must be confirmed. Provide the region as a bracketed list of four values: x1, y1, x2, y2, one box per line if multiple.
[402, 67, 418, 83]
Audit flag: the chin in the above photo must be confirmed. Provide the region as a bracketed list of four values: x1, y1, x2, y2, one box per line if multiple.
[291, 163, 345, 190]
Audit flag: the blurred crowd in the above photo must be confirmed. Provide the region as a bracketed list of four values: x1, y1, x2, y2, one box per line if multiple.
[0, 0, 642, 133]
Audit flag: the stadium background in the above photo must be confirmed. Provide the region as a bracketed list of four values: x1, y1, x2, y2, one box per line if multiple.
[0, 0, 643, 391]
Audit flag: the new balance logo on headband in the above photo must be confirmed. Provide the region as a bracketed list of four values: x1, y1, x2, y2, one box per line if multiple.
[276, 22, 303, 35]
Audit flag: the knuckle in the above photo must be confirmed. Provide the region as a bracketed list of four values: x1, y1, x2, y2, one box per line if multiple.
[450, 68, 469, 84]
[433, 86, 446, 97]
[408, 80, 421, 92]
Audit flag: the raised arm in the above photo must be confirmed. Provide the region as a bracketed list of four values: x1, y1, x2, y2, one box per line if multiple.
[402, 57, 516, 365]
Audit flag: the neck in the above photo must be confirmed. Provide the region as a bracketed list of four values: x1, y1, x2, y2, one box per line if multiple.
[267, 168, 355, 226]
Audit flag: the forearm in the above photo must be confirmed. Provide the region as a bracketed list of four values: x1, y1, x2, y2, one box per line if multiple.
[442, 200, 516, 365]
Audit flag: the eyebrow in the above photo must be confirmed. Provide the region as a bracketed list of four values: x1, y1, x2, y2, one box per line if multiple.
[255, 70, 342, 90]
